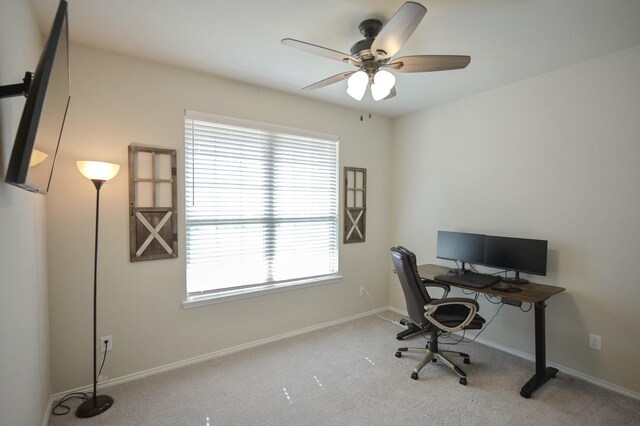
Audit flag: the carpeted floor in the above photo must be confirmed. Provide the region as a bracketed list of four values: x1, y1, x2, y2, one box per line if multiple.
[48, 312, 640, 425]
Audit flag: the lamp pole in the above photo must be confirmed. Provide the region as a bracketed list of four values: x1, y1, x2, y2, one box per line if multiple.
[75, 162, 119, 418]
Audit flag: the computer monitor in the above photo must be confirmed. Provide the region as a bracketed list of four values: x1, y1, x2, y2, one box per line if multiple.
[436, 231, 486, 274]
[483, 235, 548, 284]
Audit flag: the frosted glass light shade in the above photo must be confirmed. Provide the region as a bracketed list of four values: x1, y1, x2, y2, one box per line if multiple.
[371, 70, 396, 101]
[29, 149, 49, 166]
[77, 161, 120, 181]
[346, 71, 368, 101]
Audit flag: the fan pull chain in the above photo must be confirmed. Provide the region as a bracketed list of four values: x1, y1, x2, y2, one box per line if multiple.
[360, 97, 373, 121]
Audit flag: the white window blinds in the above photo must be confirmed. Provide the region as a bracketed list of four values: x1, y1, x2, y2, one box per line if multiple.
[185, 111, 339, 296]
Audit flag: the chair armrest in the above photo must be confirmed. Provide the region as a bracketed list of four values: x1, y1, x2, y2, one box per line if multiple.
[421, 280, 450, 298]
[428, 297, 479, 310]
[423, 298, 479, 333]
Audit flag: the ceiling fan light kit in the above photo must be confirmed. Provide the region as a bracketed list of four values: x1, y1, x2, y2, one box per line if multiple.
[282, 1, 470, 102]
[347, 71, 368, 100]
[371, 70, 396, 101]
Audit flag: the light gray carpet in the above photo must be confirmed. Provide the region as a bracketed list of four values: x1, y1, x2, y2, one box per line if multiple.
[48, 313, 640, 425]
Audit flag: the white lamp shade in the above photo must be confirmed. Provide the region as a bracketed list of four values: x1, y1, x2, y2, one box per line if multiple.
[371, 70, 396, 101]
[77, 161, 120, 181]
[347, 71, 368, 101]
[29, 149, 48, 166]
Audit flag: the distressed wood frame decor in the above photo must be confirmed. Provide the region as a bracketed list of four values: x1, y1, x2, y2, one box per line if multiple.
[128, 145, 178, 261]
[344, 166, 366, 243]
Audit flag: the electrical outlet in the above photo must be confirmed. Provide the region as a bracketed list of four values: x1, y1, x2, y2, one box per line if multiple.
[100, 335, 113, 352]
[589, 333, 601, 351]
[359, 286, 366, 297]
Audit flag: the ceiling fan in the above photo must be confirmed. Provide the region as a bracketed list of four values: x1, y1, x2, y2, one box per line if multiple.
[281, 1, 470, 101]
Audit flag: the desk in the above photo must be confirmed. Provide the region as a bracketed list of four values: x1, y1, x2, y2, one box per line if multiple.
[417, 264, 566, 398]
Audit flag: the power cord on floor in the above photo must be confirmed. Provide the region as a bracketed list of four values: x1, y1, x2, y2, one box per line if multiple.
[52, 340, 109, 416]
[360, 287, 404, 326]
[51, 392, 94, 416]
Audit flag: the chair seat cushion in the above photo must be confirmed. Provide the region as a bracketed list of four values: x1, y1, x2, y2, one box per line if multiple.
[431, 304, 486, 330]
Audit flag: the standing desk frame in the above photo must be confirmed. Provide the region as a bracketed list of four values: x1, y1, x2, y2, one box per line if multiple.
[416, 264, 566, 398]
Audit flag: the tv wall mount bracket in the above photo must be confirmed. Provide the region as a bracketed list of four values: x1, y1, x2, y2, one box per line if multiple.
[0, 72, 33, 99]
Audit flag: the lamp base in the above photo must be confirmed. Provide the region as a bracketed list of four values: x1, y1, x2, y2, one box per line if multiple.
[75, 395, 114, 418]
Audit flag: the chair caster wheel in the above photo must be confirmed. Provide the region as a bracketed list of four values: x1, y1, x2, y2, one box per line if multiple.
[463, 358, 470, 365]
[411, 372, 418, 380]
[459, 378, 467, 385]
[432, 358, 437, 362]
[520, 390, 531, 398]
[395, 351, 402, 358]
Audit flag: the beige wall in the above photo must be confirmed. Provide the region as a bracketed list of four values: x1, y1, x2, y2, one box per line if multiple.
[389, 45, 640, 393]
[0, 0, 52, 424]
[46, 44, 392, 392]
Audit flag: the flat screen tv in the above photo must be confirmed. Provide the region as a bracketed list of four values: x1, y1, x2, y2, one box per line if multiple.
[3, 0, 70, 194]
[483, 235, 548, 284]
[436, 230, 486, 274]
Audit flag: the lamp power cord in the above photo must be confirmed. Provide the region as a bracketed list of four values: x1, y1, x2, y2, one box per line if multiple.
[52, 340, 109, 416]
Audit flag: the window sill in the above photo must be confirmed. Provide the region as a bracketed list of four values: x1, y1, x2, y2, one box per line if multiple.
[182, 275, 343, 309]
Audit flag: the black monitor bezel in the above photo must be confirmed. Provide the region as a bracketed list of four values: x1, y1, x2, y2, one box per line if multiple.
[436, 230, 486, 265]
[4, 0, 70, 194]
[483, 235, 548, 276]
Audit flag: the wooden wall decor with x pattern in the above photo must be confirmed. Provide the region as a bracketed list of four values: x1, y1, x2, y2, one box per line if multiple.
[128, 145, 178, 261]
[344, 167, 366, 243]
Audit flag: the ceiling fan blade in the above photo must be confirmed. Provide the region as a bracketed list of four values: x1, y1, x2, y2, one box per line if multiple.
[385, 55, 471, 72]
[282, 38, 356, 63]
[302, 71, 354, 91]
[384, 86, 397, 100]
[371, 2, 427, 60]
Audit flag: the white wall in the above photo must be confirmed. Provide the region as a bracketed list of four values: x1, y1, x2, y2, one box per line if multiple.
[389, 44, 640, 394]
[46, 44, 392, 393]
[0, 1, 52, 424]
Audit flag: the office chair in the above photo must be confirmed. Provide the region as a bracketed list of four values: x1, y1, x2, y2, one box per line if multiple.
[395, 246, 451, 340]
[390, 246, 486, 385]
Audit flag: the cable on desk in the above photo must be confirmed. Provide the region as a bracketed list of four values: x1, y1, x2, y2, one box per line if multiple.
[466, 263, 506, 277]
[455, 260, 461, 270]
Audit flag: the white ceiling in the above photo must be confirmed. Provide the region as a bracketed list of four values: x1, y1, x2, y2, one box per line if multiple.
[30, 0, 640, 118]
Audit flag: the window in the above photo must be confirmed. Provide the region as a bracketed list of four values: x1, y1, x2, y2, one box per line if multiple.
[184, 111, 339, 303]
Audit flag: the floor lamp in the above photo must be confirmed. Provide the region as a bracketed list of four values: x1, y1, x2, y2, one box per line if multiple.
[75, 160, 120, 418]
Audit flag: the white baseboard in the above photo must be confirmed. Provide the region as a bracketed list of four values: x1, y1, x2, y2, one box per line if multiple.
[469, 335, 640, 400]
[41, 394, 54, 426]
[48, 307, 389, 403]
[385, 306, 640, 400]
[43, 302, 638, 426]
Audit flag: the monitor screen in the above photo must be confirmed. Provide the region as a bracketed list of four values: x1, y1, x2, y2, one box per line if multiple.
[436, 231, 485, 264]
[483, 235, 548, 276]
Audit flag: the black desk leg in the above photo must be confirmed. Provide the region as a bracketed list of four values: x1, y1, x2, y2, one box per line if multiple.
[520, 301, 558, 398]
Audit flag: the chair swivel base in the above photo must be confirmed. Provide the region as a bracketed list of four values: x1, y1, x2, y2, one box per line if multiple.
[395, 347, 470, 385]
[76, 395, 114, 418]
[396, 320, 425, 340]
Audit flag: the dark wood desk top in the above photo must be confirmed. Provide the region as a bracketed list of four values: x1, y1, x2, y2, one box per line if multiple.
[417, 264, 566, 304]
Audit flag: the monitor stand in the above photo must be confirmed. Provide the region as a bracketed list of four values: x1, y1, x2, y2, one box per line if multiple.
[449, 262, 468, 275]
[502, 271, 529, 284]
